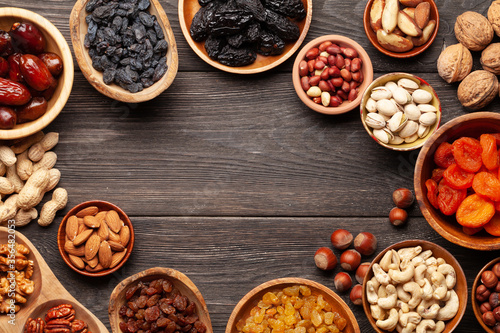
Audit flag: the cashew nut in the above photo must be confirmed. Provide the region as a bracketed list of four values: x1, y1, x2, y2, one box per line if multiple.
[381, 249, 400, 271]
[397, 284, 411, 303]
[403, 281, 422, 309]
[437, 264, 456, 290]
[430, 320, 445, 333]
[436, 290, 459, 321]
[399, 311, 421, 327]
[417, 302, 440, 319]
[431, 271, 447, 300]
[412, 256, 425, 267]
[421, 278, 433, 301]
[416, 319, 436, 333]
[371, 276, 381, 290]
[376, 308, 398, 331]
[378, 285, 388, 298]
[398, 246, 422, 261]
[390, 262, 415, 284]
[397, 323, 417, 333]
[415, 265, 427, 287]
[373, 263, 391, 285]
[397, 300, 409, 313]
[371, 304, 386, 320]
[378, 284, 398, 309]
[416, 250, 433, 261]
[367, 280, 379, 305]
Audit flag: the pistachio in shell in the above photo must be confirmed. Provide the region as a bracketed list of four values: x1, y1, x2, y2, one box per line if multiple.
[457, 70, 499, 110]
[437, 43, 473, 83]
[481, 43, 500, 75]
[454, 11, 494, 51]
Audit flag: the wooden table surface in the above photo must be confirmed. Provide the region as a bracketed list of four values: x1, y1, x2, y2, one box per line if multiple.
[1, 0, 499, 332]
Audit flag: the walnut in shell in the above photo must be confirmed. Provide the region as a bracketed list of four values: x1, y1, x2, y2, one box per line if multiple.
[488, 0, 500, 37]
[437, 43, 473, 83]
[455, 11, 494, 51]
[457, 70, 498, 110]
[481, 43, 500, 75]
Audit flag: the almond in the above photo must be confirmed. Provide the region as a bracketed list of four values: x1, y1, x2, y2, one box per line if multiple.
[65, 216, 79, 241]
[85, 234, 101, 261]
[85, 263, 103, 273]
[110, 250, 127, 269]
[109, 230, 121, 243]
[119, 225, 130, 247]
[73, 229, 93, 246]
[83, 215, 100, 228]
[109, 240, 125, 252]
[68, 255, 85, 269]
[83, 256, 99, 269]
[99, 240, 112, 269]
[414, 2, 430, 29]
[106, 210, 122, 233]
[64, 241, 85, 257]
[97, 221, 109, 241]
[76, 206, 99, 218]
[95, 211, 107, 223]
[78, 223, 89, 235]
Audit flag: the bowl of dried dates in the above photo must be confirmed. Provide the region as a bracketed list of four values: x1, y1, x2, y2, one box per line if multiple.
[57, 200, 134, 277]
[0, 7, 74, 140]
[179, 0, 312, 74]
[292, 35, 374, 115]
[414, 112, 500, 250]
[472, 257, 500, 332]
[363, 0, 439, 58]
[108, 267, 212, 333]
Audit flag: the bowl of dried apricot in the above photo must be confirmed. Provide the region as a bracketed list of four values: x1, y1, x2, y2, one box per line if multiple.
[414, 112, 500, 250]
[226, 277, 360, 333]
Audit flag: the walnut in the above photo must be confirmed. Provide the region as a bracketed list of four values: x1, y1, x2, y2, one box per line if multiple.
[481, 43, 500, 74]
[455, 11, 494, 51]
[458, 70, 499, 110]
[488, 0, 500, 36]
[437, 43, 473, 83]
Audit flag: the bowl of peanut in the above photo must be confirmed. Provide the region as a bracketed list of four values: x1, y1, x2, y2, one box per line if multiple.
[57, 200, 134, 277]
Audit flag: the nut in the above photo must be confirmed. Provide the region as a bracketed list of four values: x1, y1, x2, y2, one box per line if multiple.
[484, 311, 497, 327]
[481, 43, 500, 75]
[493, 262, 500, 278]
[376, 30, 414, 53]
[483, 270, 499, 289]
[488, 0, 500, 37]
[354, 232, 377, 256]
[389, 207, 408, 226]
[76, 206, 98, 218]
[455, 11, 494, 51]
[370, 0, 385, 31]
[477, 284, 492, 302]
[340, 249, 361, 271]
[481, 301, 493, 314]
[330, 229, 353, 250]
[392, 188, 414, 208]
[414, 2, 430, 29]
[350, 284, 363, 305]
[84, 234, 101, 261]
[491, 292, 500, 309]
[314, 247, 337, 271]
[437, 43, 473, 83]
[458, 70, 499, 110]
[355, 262, 371, 284]
[334, 272, 352, 292]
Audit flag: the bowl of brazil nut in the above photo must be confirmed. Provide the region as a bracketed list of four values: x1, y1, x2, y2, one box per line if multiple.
[472, 257, 500, 332]
[57, 200, 134, 277]
[362, 240, 467, 333]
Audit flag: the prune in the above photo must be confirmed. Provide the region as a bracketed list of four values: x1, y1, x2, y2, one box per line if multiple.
[199, 0, 215, 6]
[258, 30, 285, 55]
[0, 106, 17, 129]
[190, 1, 222, 42]
[209, 0, 253, 37]
[264, 0, 306, 20]
[9, 22, 45, 54]
[204, 35, 226, 59]
[235, 0, 266, 22]
[227, 23, 261, 48]
[16, 97, 48, 123]
[0, 30, 13, 57]
[264, 9, 300, 41]
[0, 57, 8, 78]
[218, 45, 257, 67]
[38, 52, 63, 77]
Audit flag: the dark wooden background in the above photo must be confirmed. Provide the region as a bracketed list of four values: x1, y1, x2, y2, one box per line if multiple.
[2, 0, 500, 332]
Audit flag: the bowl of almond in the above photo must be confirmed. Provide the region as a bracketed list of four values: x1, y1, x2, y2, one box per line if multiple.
[57, 200, 134, 277]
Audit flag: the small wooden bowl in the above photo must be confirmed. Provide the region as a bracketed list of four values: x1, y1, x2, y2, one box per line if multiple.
[292, 35, 374, 115]
[108, 267, 213, 333]
[178, 0, 312, 74]
[70, 0, 178, 103]
[360, 72, 441, 151]
[472, 257, 500, 332]
[362, 240, 467, 333]
[226, 277, 360, 333]
[414, 112, 500, 250]
[57, 200, 134, 277]
[363, 0, 439, 58]
[0, 7, 74, 140]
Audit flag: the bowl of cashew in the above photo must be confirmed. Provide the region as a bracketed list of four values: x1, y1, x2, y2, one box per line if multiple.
[362, 240, 467, 333]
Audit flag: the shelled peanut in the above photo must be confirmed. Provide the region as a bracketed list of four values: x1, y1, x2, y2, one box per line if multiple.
[63, 206, 130, 273]
[0, 131, 67, 227]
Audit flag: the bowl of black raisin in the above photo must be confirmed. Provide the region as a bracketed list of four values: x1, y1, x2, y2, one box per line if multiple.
[70, 0, 178, 103]
[179, 0, 312, 74]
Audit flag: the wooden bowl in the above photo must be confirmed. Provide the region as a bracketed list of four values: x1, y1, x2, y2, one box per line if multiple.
[57, 200, 134, 277]
[108, 267, 213, 333]
[226, 277, 360, 333]
[472, 257, 500, 332]
[414, 112, 500, 250]
[70, 0, 178, 103]
[360, 72, 441, 151]
[363, 0, 439, 58]
[0, 227, 108, 332]
[292, 35, 374, 115]
[362, 240, 467, 333]
[0, 7, 74, 141]
[178, 0, 312, 74]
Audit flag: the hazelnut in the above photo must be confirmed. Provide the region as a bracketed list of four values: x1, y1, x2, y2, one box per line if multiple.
[455, 11, 494, 51]
[483, 270, 499, 289]
[494, 306, 500, 322]
[334, 272, 352, 293]
[495, 323, 500, 333]
[477, 284, 492, 302]
[496, 281, 500, 293]
[492, 262, 500, 278]
[330, 229, 353, 250]
[389, 207, 408, 226]
[392, 188, 414, 208]
[457, 70, 499, 111]
[349, 284, 363, 305]
[490, 292, 500, 309]
[355, 262, 371, 284]
[437, 43, 473, 83]
[314, 247, 337, 271]
[484, 311, 497, 327]
[488, 0, 500, 37]
[481, 302, 493, 314]
[353, 232, 377, 256]
[340, 249, 361, 271]
[481, 43, 500, 75]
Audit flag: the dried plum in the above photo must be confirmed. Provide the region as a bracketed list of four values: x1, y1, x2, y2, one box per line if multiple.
[258, 30, 285, 55]
[217, 45, 257, 67]
[235, 0, 266, 22]
[263, 0, 306, 20]
[199, 0, 215, 6]
[263, 9, 300, 41]
[190, 1, 221, 42]
[227, 23, 261, 48]
[204, 35, 226, 60]
[209, 0, 253, 37]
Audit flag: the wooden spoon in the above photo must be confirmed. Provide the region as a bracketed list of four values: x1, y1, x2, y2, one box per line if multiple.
[69, 0, 178, 103]
[108, 267, 213, 333]
[0, 226, 109, 332]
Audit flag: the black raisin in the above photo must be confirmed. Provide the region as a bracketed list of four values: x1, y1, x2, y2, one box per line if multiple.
[103, 68, 116, 84]
[139, 12, 155, 27]
[153, 21, 164, 39]
[153, 39, 168, 53]
[152, 59, 167, 82]
[138, 0, 151, 11]
[93, 5, 115, 19]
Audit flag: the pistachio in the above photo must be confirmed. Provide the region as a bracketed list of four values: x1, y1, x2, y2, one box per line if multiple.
[419, 112, 437, 126]
[417, 104, 437, 113]
[393, 87, 412, 105]
[398, 120, 419, 138]
[366, 113, 387, 129]
[373, 128, 394, 144]
[390, 98, 404, 112]
[366, 98, 378, 113]
[376, 99, 398, 116]
[404, 133, 419, 143]
[398, 78, 419, 93]
[385, 81, 399, 93]
[412, 89, 433, 104]
[389, 135, 405, 145]
[418, 124, 430, 138]
[404, 103, 421, 121]
[371, 87, 393, 100]
[388, 112, 407, 133]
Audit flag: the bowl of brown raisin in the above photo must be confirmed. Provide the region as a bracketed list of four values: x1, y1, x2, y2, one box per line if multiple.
[179, 0, 312, 74]
[109, 267, 212, 333]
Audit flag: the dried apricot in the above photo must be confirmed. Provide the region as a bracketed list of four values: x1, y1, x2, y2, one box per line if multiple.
[463, 226, 483, 235]
[484, 212, 500, 236]
[480, 134, 499, 171]
[490, 133, 500, 145]
[431, 168, 445, 182]
[496, 201, 500, 212]
[434, 142, 455, 168]
[438, 184, 467, 216]
[456, 194, 495, 227]
[425, 179, 439, 209]
[452, 137, 483, 173]
[472, 172, 500, 202]
[443, 163, 474, 189]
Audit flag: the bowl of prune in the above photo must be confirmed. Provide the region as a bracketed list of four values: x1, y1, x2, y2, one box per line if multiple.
[179, 0, 312, 74]
[0, 7, 74, 140]
[70, 0, 179, 103]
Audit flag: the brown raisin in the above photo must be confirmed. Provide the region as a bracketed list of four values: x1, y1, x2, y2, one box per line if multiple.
[173, 295, 188, 311]
[147, 294, 161, 307]
[126, 285, 140, 300]
[144, 306, 160, 322]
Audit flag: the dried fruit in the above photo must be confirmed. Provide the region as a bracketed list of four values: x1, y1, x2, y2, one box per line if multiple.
[484, 213, 500, 236]
[0, 106, 17, 129]
[16, 97, 47, 123]
[473, 172, 500, 202]
[0, 57, 8, 78]
[443, 163, 475, 190]
[480, 134, 499, 171]
[434, 142, 455, 168]
[19, 54, 54, 92]
[452, 137, 483, 173]
[437, 183, 467, 216]
[455, 11, 494, 51]
[37, 52, 63, 77]
[0, 77, 31, 105]
[9, 22, 45, 54]
[7, 53, 22, 82]
[437, 43, 473, 83]
[0, 30, 13, 57]
[456, 193, 495, 227]
[425, 179, 439, 209]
